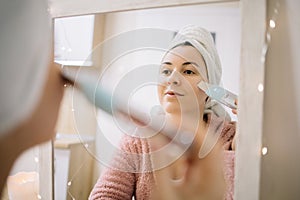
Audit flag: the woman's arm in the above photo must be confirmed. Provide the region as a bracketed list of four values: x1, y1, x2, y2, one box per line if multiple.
[0, 64, 64, 196]
[89, 136, 138, 200]
[0, 130, 24, 195]
[89, 167, 136, 200]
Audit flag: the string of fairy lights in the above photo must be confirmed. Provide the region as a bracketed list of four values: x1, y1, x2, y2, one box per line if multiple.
[260, 1, 280, 157]
[34, 148, 42, 200]
[60, 84, 93, 200]
[17, 1, 281, 199]
[66, 153, 91, 200]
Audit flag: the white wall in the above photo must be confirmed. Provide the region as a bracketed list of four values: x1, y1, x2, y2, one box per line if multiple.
[103, 2, 241, 94]
[54, 15, 94, 66]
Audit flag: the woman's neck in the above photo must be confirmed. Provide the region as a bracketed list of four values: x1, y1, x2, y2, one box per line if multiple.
[165, 111, 208, 158]
[166, 111, 207, 134]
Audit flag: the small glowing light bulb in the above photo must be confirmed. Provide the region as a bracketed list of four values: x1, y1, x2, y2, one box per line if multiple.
[258, 84, 264, 92]
[269, 20, 276, 29]
[261, 56, 266, 63]
[37, 194, 42, 199]
[34, 157, 39, 163]
[71, 108, 75, 112]
[68, 181, 72, 186]
[266, 32, 271, 42]
[262, 147, 268, 155]
[84, 143, 89, 148]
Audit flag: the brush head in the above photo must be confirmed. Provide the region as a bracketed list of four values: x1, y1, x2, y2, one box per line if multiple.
[197, 81, 209, 93]
[61, 65, 115, 115]
[197, 81, 237, 110]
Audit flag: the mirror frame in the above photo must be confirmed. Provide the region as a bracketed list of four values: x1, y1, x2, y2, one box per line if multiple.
[48, 0, 266, 199]
[49, 0, 240, 18]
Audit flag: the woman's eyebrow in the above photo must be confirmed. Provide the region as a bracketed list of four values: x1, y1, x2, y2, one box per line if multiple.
[182, 61, 199, 68]
[161, 61, 172, 65]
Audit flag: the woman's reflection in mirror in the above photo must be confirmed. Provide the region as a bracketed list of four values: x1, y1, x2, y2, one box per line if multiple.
[89, 25, 237, 200]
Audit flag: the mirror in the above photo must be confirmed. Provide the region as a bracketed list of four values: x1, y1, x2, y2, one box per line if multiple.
[53, 2, 241, 199]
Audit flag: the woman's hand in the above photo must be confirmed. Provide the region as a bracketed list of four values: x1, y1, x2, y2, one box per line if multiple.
[231, 99, 238, 115]
[231, 99, 238, 150]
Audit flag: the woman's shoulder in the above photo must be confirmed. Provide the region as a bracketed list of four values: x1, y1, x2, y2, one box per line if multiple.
[119, 134, 151, 154]
[118, 135, 153, 173]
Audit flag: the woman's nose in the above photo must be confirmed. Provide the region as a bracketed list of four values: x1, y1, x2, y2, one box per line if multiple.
[167, 71, 181, 86]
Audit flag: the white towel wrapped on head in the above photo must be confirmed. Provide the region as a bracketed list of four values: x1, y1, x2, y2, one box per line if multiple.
[0, 0, 51, 136]
[169, 25, 230, 120]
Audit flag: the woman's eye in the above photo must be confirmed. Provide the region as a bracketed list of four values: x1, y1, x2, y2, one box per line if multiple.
[183, 70, 196, 75]
[161, 69, 171, 75]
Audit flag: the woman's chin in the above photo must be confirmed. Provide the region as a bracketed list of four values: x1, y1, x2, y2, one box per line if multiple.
[163, 104, 181, 115]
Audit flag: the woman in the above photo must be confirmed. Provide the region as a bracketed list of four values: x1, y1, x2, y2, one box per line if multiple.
[89, 25, 236, 200]
[0, 0, 65, 196]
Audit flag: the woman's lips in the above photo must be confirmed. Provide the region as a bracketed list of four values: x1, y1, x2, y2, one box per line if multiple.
[165, 91, 184, 96]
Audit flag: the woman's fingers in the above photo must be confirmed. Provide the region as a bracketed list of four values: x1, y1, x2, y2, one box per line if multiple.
[231, 99, 238, 114]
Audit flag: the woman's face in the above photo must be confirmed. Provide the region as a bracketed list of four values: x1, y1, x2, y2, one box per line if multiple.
[158, 45, 208, 115]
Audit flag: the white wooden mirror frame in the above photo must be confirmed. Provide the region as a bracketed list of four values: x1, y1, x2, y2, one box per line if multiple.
[46, 0, 267, 199]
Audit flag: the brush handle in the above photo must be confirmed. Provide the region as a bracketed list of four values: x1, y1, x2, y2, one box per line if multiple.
[208, 86, 237, 109]
[61, 66, 114, 114]
[198, 81, 237, 109]
[61, 66, 194, 148]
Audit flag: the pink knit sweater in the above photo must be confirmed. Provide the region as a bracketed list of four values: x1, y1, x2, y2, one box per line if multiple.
[89, 115, 236, 200]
